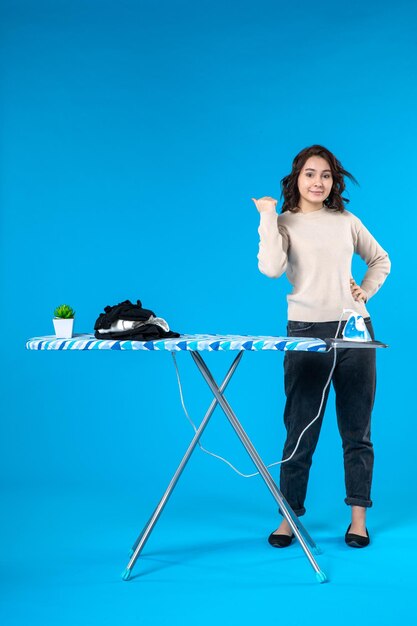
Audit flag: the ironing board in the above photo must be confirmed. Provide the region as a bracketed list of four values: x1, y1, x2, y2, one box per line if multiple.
[26, 332, 387, 584]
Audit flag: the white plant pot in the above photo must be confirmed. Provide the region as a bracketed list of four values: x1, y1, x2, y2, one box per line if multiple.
[53, 318, 74, 339]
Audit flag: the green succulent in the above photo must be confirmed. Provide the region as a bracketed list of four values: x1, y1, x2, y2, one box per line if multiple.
[53, 304, 76, 319]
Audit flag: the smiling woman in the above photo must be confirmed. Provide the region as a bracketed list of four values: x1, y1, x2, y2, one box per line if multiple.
[252, 144, 391, 549]
[280, 145, 359, 214]
[300, 164, 333, 202]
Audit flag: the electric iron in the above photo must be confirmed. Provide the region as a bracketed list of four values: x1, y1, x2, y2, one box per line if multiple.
[324, 309, 388, 350]
[342, 309, 372, 342]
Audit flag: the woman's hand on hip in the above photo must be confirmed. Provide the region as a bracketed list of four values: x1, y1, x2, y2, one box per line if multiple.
[251, 196, 278, 213]
[350, 278, 367, 303]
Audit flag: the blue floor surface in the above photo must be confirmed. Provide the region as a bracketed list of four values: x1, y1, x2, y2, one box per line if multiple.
[1, 487, 416, 626]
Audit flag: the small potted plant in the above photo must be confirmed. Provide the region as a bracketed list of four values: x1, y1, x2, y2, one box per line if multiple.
[53, 304, 76, 338]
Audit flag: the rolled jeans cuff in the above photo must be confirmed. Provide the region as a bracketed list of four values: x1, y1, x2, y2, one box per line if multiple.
[279, 506, 306, 518]
[344, 497, 373, 508]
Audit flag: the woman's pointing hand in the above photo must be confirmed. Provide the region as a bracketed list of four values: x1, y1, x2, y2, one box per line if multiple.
[252, 196, 278, 213]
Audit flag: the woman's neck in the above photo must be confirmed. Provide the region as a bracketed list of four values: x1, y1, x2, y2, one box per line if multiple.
[297, 201, 325, 214]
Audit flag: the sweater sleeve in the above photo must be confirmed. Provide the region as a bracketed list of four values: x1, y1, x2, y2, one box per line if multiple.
[354, 218, 391, 301]
[257, 211, 289, 278]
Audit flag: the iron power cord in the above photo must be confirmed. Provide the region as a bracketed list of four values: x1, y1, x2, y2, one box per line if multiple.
[171, 310, 346, 478]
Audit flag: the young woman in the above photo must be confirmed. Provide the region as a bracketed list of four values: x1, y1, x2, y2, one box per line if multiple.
[253, 144, 391, 548]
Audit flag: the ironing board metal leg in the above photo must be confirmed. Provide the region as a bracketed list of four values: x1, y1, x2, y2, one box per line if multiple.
[191, 351, 326, 582]
[275, 492, 321, 554]
[189, 355, 308, 544]
[123, 351, 244, 579]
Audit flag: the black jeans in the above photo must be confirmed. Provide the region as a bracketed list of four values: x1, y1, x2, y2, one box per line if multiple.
[279, 318, 376, 516]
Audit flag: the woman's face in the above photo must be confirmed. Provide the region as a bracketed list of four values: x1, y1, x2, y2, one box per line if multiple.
[297, 156, 333, 207]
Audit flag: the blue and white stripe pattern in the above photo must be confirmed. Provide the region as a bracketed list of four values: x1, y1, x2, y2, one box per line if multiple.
[26, 333, 328, 352]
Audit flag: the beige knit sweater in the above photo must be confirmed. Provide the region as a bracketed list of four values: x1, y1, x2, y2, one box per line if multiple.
[257, 207, 391, 322]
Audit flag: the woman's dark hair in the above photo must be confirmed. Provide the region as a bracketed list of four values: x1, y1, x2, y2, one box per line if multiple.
[280, 144, 359, 214]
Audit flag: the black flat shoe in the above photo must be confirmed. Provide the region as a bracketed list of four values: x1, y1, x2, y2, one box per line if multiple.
[345, 524, 370, 548]
[268, 531, 295, 548]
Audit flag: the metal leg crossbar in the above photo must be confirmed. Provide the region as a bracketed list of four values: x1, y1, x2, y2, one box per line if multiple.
[122, 350, 328, 584]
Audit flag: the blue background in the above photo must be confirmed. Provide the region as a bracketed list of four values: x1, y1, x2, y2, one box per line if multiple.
[1, 0, 416, 624]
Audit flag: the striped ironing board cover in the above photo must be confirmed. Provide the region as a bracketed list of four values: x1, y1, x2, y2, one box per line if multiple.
[26, 333, 328, 352]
